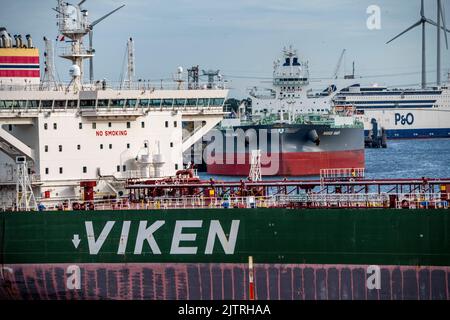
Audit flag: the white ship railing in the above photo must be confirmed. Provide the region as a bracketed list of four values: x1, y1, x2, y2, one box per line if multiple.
[303, 192, 389, 208]
[320, 168, 365, 185]
[394, 193, 449, 209]
[0, 80, 226, 92]
[2, 192, 448, 212]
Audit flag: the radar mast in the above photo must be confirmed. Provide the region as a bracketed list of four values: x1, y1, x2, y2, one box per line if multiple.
[55, 0, 124, 90]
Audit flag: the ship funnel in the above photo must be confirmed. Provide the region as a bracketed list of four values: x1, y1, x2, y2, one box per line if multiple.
[25, 34, 33, 48]
[0, 27, 5, 48]
[7, 33, 12, 47]
[17, 34, 24, 48]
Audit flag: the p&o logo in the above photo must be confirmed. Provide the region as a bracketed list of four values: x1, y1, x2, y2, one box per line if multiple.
[394, 113, 414, 125]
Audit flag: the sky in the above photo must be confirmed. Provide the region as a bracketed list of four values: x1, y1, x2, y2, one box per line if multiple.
[1, 0, 450, 98]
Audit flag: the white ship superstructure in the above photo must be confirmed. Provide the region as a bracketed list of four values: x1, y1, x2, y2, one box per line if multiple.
[0, 1, 227, 209]
[248, 46, 349, 122]
[333, 81, 450, 138]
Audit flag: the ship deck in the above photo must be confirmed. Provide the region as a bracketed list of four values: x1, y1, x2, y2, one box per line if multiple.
[8, 176, 449, 212]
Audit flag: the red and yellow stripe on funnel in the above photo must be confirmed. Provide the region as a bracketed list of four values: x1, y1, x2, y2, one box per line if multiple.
[0, 48, 40, 78]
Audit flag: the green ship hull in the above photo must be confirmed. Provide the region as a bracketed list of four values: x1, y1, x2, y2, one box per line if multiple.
[0, 208, 449, 299]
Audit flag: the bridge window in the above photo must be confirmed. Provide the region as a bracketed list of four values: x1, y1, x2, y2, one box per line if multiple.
[97, 99, 108, 107]
[174, 121, 177, 128]
[162, 99, 173, 107]
[45, 145, 48, 152]
[211, 98, 224, 106]
[80, 100, 95, 109]
[77, 144, 80, 150]
[44, 123, 48, 130]
[174, 99, 186, 107]
[45, 168, 49, 175]
[170, 142, 173, 147]
[116, 165, 120, 172]
[165, 121, 169, 128]
[100, 144, 103, 150]
[92, 123, 96, 129]
[126, 99, 137, 107]
[122, 165, 126, 171]
[186, 99, 197, 106]
[67, 100, 78, 108]
[59, 145, 62, 152]
[110, 99, 126, 108]
[149, 99, 161, 107]
[79, 123, 82, 129]
[109, 144, 112, 149]
[141, 122, 145, 128]
[53, 123, 57, 130]
[41, 100, 53, 109]
[54, 100, 66, 109]
[0, 100, 13, 108]
[59, 167, 63, 174]
[83, 166, 87, 173]
[198, 98, 208, 107]
[14, 100, 26, 108]
[139, 99, 150, 107]
[127, 143, 130, 149]
[127, 122, 130, 128]
[108, 122, 112, 128]
[28, 100, 39, 109]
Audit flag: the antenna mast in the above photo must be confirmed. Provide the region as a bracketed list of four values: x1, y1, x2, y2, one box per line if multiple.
[188, 65, 199, 89]
[202, 69, 220, 89]
[173, 66, 184, 90]
[55, 0, 124, 89]
[41, 36, 57, 89]
[123, 37, 135, 89]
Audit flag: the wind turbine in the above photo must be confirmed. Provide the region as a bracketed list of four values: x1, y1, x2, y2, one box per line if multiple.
[436, 0, 448, 85]
[79, 1, 125, 83]
[386, 0, 449, 88]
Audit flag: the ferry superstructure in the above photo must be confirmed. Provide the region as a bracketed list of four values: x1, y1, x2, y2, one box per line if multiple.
[0, 0, 228, 209]
[333, 82, 450, 139]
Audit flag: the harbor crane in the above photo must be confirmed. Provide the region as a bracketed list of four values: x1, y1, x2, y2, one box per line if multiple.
[333, 49, 346, 79]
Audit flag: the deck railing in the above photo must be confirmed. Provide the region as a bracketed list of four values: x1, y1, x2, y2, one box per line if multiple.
[1, 192, 448, 212]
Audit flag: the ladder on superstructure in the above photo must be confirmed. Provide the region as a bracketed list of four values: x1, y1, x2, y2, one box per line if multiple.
[249, 150, 262, 181]
[15, 156, 37, 211]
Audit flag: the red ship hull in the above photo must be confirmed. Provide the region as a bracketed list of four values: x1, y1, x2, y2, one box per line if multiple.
[207, 149, 365, 176]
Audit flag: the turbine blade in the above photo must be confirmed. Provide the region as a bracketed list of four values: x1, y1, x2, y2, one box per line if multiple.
[386, 20, 422, 44]
[420, 0, 424, 17]
[90, 4, 125, 28]
[425, 18, 450, 33]
[439, 0, 449, 49]
[78, 0, 86, 6]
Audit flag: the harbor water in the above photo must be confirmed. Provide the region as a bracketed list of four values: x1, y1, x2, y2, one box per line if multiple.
[199, 138, 450, 180]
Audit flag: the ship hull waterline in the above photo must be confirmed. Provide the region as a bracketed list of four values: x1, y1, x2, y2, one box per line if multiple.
[0, 208, 449, 300]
